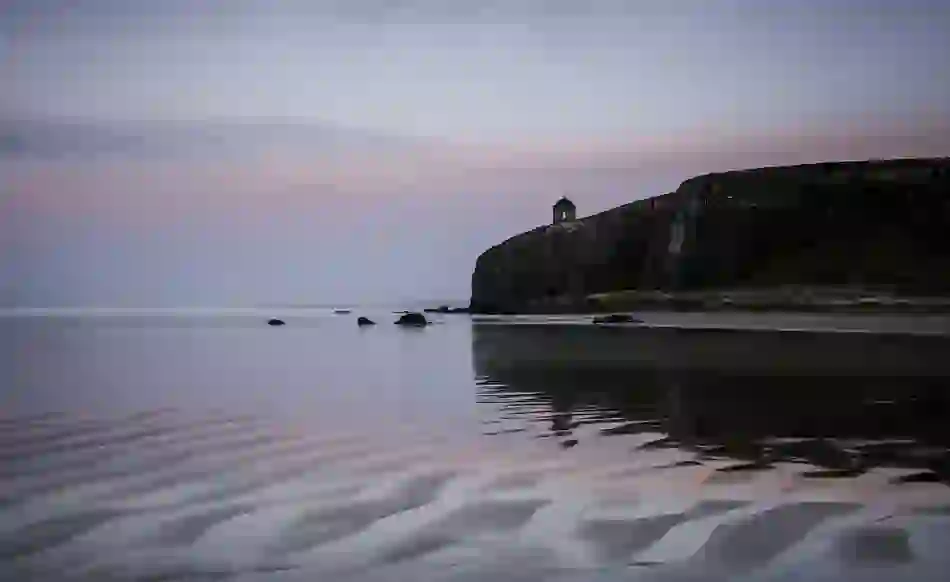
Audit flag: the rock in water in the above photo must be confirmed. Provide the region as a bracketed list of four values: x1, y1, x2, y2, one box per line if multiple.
[592, 314, 640, 324]
[395, 312, 428, 327]
[357, 316, 376, 326]
[267, 318, 286, 326]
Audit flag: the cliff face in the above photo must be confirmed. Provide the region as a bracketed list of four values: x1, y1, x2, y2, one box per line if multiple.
[470, 158, 950, 313]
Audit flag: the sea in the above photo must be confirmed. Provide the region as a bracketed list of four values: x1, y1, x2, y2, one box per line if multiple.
[2, 307, 950, 581]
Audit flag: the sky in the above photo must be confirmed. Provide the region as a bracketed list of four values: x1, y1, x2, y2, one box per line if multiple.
[3, 0, 950, 307]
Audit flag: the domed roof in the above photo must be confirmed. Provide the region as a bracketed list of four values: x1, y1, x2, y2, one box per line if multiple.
[553, 196, 575, 208]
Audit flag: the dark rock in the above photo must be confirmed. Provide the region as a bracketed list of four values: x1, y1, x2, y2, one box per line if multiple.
[561, 439, 579, 449]
[357, 317, 376, 326]
[592, 313, 641, 324]
[267, 319, 285, 326]
[395, 312, 429, 327]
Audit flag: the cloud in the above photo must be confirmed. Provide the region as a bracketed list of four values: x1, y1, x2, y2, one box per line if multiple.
[0, 116, 440, 160]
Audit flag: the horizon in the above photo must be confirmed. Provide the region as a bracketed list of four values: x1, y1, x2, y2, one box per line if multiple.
[5, 1, 950, 307]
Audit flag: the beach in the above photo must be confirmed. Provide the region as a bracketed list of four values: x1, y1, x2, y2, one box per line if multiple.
[3, 309, 950, 581]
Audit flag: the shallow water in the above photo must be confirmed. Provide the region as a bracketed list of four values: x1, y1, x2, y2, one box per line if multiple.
[3, 309, 950, 581]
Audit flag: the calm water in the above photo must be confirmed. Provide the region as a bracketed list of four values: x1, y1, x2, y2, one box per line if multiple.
[3, 309, 950, 581]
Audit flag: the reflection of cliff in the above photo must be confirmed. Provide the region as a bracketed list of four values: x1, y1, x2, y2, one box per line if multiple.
[470, 158, 950, 313]
[472, 323, 950, 473]
[470, 321, 950, 376]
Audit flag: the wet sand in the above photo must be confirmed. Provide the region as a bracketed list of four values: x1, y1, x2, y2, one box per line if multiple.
[3, 310, 950, 580]
[3, 408, 950, 581]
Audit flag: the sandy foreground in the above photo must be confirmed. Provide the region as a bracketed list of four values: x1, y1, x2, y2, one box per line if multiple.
[2, 409, 949, 582]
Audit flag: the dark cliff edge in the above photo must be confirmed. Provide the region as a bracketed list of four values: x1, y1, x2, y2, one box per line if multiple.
[470, 158, 950, 314]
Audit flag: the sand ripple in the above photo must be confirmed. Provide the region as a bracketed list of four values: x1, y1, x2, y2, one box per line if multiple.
[2, 410, 950, 581]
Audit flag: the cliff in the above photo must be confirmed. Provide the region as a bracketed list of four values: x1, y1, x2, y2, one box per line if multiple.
[470, 158, 950, 313]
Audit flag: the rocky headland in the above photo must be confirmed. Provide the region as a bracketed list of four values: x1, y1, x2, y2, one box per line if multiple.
[470, 158, 950, 314]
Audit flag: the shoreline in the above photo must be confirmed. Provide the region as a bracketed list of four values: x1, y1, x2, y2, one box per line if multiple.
[474, 309, 950, 337]
[472, 288, 950, 316]
[472, 319, 950, 375]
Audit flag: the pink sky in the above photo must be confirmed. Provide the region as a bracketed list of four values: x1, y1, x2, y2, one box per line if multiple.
[4, 1, 949, 305]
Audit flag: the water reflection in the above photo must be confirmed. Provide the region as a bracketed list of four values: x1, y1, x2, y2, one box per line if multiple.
[472, 323, 950, 483]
